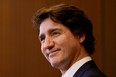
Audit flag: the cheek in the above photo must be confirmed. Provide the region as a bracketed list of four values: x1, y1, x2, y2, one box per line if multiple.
[57, 35, 74, 44]
[41, 46, 49, 60]
[57, 35, 78, 51]
[55, 37, 73, 52]
[55, 37, 66, 47]
[41, 45, 45, 56]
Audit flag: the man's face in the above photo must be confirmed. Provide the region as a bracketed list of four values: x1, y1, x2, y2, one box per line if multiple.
[39, 18, 82, 70]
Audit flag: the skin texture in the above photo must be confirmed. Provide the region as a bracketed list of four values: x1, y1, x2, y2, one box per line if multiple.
[39, 18, 88, 74]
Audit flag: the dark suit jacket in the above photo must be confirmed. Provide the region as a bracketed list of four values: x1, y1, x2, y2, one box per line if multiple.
[73, 60, 107, 77]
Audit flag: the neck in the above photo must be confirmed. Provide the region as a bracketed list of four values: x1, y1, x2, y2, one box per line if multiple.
[60, 47, 89, 75]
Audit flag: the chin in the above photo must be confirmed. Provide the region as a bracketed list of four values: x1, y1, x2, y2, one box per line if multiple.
[50, 61, 61, 69]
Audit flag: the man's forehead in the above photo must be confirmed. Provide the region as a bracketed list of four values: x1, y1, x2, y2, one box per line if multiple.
[39, 27, 61, 35]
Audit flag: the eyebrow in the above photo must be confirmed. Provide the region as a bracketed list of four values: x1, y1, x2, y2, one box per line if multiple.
[39, 28, 62, 39]
[49, 28, 62, 33]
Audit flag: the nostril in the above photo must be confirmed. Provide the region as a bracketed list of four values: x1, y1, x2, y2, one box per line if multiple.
[43, 36, 55, 50]
[44, 40, 54, 50]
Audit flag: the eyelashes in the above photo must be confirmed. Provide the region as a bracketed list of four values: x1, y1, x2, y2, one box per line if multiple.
[39, 30, 62, 43]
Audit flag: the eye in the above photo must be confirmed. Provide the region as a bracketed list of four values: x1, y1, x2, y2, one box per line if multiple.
[39, 35, 45, 43]
[52, 31, 61, 36]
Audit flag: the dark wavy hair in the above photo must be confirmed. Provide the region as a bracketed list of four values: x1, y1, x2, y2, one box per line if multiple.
[33, 4, 95, 55]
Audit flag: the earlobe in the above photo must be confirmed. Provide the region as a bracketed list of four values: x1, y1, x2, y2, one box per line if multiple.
[79, 34, 86, 43]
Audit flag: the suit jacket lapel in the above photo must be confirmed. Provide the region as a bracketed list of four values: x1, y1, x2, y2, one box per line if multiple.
[73, 60, 97, 77]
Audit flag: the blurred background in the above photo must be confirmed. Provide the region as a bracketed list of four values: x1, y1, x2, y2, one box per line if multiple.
[0, 0, 116, 77]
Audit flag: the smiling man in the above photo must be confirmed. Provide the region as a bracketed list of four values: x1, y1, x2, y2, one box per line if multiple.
[33, 4, 106, 77]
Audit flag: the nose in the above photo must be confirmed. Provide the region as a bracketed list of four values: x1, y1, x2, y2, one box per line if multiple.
[43, 37, 54, 50]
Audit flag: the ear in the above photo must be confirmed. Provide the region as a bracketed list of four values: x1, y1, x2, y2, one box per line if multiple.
[79, 33, 86, 43]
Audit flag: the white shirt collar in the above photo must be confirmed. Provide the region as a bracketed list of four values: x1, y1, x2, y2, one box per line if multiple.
[62, 56, 92, 77]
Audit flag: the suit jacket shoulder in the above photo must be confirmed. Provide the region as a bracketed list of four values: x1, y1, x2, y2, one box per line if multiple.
[73, 61, 107, 77]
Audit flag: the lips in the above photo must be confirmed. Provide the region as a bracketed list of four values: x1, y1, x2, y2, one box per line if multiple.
[47, 49, 61, 57]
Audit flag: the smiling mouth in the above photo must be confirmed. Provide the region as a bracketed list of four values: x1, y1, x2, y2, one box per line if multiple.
[48, 49, 61, 57]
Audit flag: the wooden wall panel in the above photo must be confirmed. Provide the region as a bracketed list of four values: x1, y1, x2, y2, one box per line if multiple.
[104, 0, 116, 76]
